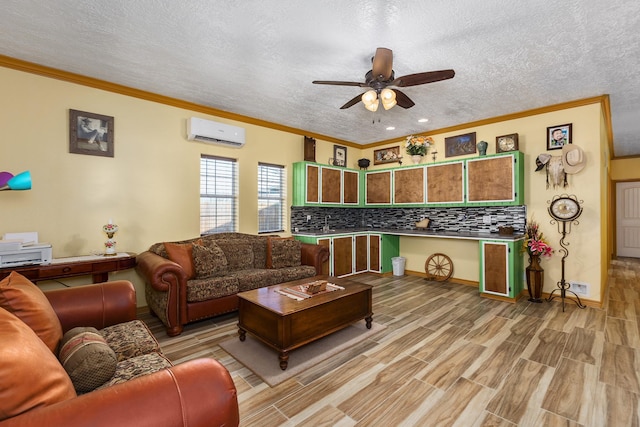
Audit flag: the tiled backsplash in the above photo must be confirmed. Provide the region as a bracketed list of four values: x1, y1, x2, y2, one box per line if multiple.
[291, 205, 527, 234]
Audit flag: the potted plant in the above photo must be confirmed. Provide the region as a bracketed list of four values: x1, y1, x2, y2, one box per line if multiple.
[405, 135, 433, 164]
[522, 219, 553, 302]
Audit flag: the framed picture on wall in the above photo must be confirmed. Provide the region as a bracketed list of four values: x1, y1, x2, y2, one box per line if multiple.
[444, 132, 476, 158]
[547, 123, 572, 150]
[69, 109, 114, 158]
[333, 144, 347, 166]
[373, 146, 400, 165]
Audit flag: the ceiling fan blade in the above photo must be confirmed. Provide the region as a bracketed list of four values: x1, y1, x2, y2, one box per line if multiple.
[340, 93, 366, 109]
[392, 69, 455, 87]
[312, 80, 367, 87]
[371, 48, 393, 80]
[393, 89, 415, 109]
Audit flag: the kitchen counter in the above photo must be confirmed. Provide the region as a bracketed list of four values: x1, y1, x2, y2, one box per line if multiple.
[293, 228, 525, 242]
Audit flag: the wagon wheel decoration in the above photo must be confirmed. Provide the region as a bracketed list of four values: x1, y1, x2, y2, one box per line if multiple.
[424, 253, 453, 281]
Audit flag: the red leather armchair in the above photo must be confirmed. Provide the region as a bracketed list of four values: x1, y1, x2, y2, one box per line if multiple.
[0, 281, 239, 427]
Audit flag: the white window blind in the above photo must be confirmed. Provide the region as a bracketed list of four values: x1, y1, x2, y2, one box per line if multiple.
[258, 162, 285, 233]
[200, 155, 237, 234]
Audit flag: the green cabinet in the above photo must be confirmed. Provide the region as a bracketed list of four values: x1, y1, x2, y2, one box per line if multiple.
[466, 152, 524, 206]
[295, 154, 523, 208]
[479, 239, 524, 299]
[293, 162, 359, 207]
[295, 233, 399, 276]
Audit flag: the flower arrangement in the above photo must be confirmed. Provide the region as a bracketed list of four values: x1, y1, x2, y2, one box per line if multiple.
[522, 219, 553, 257]
[405, 135, 433, 156]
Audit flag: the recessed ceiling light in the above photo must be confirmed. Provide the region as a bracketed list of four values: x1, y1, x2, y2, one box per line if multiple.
[386, 126, 395, 130]
[418, 118, 429, 123]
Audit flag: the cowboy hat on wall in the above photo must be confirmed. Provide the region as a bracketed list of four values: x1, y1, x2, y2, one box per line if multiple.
[535, 144, 586, 189]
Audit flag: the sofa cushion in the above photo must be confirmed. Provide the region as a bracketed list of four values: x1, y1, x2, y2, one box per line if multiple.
[0, 271, 63, 353]
[232, 269, 285, 292]
[251, 238, 269, 269]
[277, 265, 319, 283]
[214, 240, 254, 271]
[0, 307, 76, 421]
[58, 327, 117, 394]
[193, 242, 228, 279]
[99, 320, 161, 362]
[266, 236, 290, 268]
[269, 238, 302, 269]
[164, 241, 198, 279]
[96, 352, 173, 390]
[186, 276, 239, 303]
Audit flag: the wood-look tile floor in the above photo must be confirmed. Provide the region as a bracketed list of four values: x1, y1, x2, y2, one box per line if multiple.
[141, 258, 640, 426]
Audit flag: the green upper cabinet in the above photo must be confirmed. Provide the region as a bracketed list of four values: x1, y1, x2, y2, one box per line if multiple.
[393, 165, 426, 206]
[293, 162, 360, 207]
[364, 169, 392, 206]
[465, 151, 524, 206]
[294, 153, 524, 208]
[425, 160, 465, 206]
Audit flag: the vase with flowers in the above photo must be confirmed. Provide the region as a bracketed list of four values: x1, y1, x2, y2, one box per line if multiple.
[522, 219, 553, 302]
[405, 135, 433, 164]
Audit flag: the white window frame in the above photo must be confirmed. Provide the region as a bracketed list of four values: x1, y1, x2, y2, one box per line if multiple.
[200, 155, 238, 234]
[258, 162, 286, 233]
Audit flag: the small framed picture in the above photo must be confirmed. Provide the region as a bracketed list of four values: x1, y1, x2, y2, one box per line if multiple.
[333, 145, 347, 166]
[373, 146, 400, 165]
[69, 109, 114, 157]
[445, 132, 476, 158]
[547, 123, 572, 150]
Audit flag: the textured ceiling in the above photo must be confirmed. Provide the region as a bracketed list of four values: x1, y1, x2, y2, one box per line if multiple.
[1, 1, 639, 155]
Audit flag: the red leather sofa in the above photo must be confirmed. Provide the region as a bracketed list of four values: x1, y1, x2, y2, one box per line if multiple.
[0, 279, 239, 427]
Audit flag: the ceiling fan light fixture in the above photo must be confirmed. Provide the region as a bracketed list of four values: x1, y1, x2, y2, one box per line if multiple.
[362, 90, 379, 111]
[362, 90, 377, 104]
[380, 88, 397, 110]
[364, 99, 379, 112]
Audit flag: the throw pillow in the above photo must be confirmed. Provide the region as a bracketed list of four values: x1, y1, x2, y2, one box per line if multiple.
[0, 307, 76, 421]
[0, 271, 63, 353]
[163, 239, 203, 280]
[58, 327, 118, 394]
[214, 240, 254, 271]
[192, 243, 228, 279]
[268, 238, 302, 269]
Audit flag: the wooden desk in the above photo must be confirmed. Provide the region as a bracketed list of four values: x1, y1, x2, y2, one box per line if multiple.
[0, 253, 137, 283]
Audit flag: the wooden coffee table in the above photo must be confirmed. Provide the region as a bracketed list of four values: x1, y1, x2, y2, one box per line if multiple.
[237, 275, 372, 370]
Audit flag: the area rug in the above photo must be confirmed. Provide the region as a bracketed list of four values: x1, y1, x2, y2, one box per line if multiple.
[219, 321, 385, 387]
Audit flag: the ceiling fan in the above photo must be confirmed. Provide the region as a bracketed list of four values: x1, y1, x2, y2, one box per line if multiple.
[312, 47, 455, 111]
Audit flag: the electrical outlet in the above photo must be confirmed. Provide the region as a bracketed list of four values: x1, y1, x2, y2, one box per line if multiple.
[569, 281, 590, 296]
[306, 215, 311, 221]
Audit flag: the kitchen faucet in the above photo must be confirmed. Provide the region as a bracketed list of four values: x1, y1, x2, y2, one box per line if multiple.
[323, 215, 332, 232]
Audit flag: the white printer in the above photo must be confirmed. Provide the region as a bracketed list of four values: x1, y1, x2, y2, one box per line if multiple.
[0, 232, 52, 267]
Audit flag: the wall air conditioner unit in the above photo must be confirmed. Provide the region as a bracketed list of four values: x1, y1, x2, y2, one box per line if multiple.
[187, 117, 246, 148]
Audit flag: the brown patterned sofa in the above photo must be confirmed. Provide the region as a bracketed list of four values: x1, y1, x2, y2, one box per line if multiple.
[136, 232, 329, 336]
[0, 272, 239, 427]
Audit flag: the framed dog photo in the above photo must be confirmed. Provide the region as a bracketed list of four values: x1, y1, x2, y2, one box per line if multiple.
[547, 123, 572, 151]
[373, 146, 400, 165]
[333, 145, 347, 166]
[69, 109, 114, 157]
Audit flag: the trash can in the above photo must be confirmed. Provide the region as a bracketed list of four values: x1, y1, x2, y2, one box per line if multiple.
[391, 257, 406, 276]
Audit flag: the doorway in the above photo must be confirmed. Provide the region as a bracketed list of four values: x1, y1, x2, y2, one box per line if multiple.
[617, 181, 640, 258]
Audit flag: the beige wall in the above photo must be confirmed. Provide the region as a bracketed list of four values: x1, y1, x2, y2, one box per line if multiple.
[361, 103, 607, 302]
[0, 66, 340, 304]
[1, 65, 609, 304]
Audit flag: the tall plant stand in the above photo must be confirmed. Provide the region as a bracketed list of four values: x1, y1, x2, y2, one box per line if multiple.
[546, 195, 587, 312]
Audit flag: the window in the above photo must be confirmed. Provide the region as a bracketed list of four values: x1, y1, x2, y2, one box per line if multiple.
[200, 155, 237, 234]
[258, 163, 285, 233]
